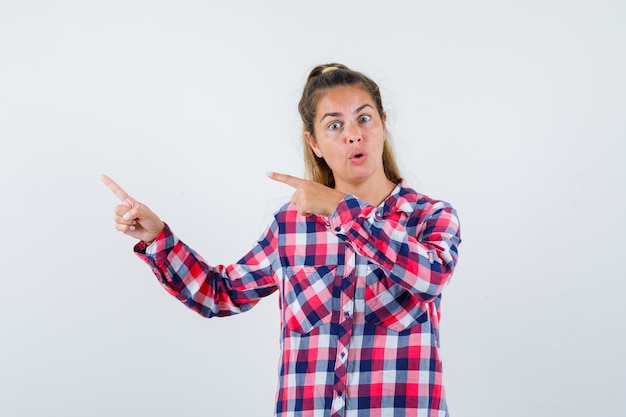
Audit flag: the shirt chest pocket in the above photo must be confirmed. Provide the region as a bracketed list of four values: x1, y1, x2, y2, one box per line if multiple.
[364, 267, 429, 332]
[282, 265, 338, 334]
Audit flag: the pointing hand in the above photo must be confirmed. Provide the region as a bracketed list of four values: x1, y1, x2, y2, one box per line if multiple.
[101, 174, 165, 244]
[267, 172, 345, 217]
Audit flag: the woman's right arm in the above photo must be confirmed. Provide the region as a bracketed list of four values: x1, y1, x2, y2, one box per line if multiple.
[102, 174, 279, 318]
[135, 222, 280, 317]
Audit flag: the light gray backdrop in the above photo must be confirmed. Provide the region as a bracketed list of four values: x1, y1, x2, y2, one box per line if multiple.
[1, 1, 624, 416]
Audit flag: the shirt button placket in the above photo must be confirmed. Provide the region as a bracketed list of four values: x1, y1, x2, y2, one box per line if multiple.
[333, 271, 354, 416]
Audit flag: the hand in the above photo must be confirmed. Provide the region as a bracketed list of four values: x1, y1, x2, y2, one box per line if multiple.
[101, 174, 165, 244]
[267, 172, 345, 217]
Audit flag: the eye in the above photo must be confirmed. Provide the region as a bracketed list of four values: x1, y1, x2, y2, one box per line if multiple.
[328, 121, 342, 131]
[358, 115, 372, 123]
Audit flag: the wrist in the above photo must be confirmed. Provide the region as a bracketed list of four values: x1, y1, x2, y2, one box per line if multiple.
[143, 222, 165, 246]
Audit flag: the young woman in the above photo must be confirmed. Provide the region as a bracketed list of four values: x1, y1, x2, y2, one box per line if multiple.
[102, 63, 461, 417]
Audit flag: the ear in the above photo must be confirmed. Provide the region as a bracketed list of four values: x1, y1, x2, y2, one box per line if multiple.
[381, 112, 387, 138]
[305, 131, 323, 158]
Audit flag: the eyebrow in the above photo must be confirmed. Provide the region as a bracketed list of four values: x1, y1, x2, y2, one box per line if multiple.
[320, 103, 375, 122]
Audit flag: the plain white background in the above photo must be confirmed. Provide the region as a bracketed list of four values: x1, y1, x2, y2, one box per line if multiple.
[1, 1, 624, 416]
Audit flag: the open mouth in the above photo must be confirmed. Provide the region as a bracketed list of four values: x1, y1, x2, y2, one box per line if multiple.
[350, 152, 366, 163]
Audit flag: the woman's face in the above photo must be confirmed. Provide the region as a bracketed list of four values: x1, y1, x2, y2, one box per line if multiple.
[306, 85, 388, 191]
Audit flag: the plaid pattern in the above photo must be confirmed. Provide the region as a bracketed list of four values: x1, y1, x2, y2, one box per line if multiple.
[135, 182, 461, 417]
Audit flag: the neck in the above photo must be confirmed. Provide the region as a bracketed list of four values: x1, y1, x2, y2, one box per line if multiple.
[337, 177, 397, 207]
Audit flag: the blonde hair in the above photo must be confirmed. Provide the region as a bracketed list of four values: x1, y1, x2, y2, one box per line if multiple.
[298, 63, 402, 187]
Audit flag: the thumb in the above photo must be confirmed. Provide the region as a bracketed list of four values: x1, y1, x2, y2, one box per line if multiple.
[121, 199, 139, 221]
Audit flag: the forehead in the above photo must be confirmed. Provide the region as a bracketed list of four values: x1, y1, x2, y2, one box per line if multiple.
[315, 85, 375, 114]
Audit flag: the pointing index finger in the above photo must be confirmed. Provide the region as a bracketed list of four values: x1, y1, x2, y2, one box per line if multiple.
[100, 174, 131, 202]
[267, 172, 305, 189]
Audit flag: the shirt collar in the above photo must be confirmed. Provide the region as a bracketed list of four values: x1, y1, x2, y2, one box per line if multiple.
[377, 179, 420, 217]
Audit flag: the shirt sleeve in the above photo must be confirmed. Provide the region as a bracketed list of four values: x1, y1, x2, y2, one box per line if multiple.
[328, 194, 461, 303]
[134, 222, 280, 318]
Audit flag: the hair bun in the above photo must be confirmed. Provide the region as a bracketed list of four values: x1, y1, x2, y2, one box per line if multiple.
[321, 66, 339, 74]
[307, 63, 349, 81]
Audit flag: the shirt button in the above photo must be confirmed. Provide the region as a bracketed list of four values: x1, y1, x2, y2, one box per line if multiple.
[340, 352, 345, 359]
[334, 226, 341, 232]
[337, 390, 343, 397]
[344, 311, 350, 319]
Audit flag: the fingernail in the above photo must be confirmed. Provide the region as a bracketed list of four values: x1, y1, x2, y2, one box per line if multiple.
[123, 213, 131, 221]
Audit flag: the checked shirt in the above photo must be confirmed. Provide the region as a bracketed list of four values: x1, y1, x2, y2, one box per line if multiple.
[135, 182, 461, 417]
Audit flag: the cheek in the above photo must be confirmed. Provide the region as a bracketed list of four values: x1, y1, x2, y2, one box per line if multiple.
[316, 138, 338, 153]
[326, 142, 346, 158]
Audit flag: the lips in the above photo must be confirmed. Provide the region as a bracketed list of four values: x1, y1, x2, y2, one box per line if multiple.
[349, 151, 367, 164]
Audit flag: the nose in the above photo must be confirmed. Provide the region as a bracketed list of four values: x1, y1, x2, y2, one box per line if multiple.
[346, 122, 362, 144]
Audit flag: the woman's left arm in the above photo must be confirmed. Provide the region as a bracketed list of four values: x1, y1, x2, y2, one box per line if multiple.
[329, 195, 461, 303]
